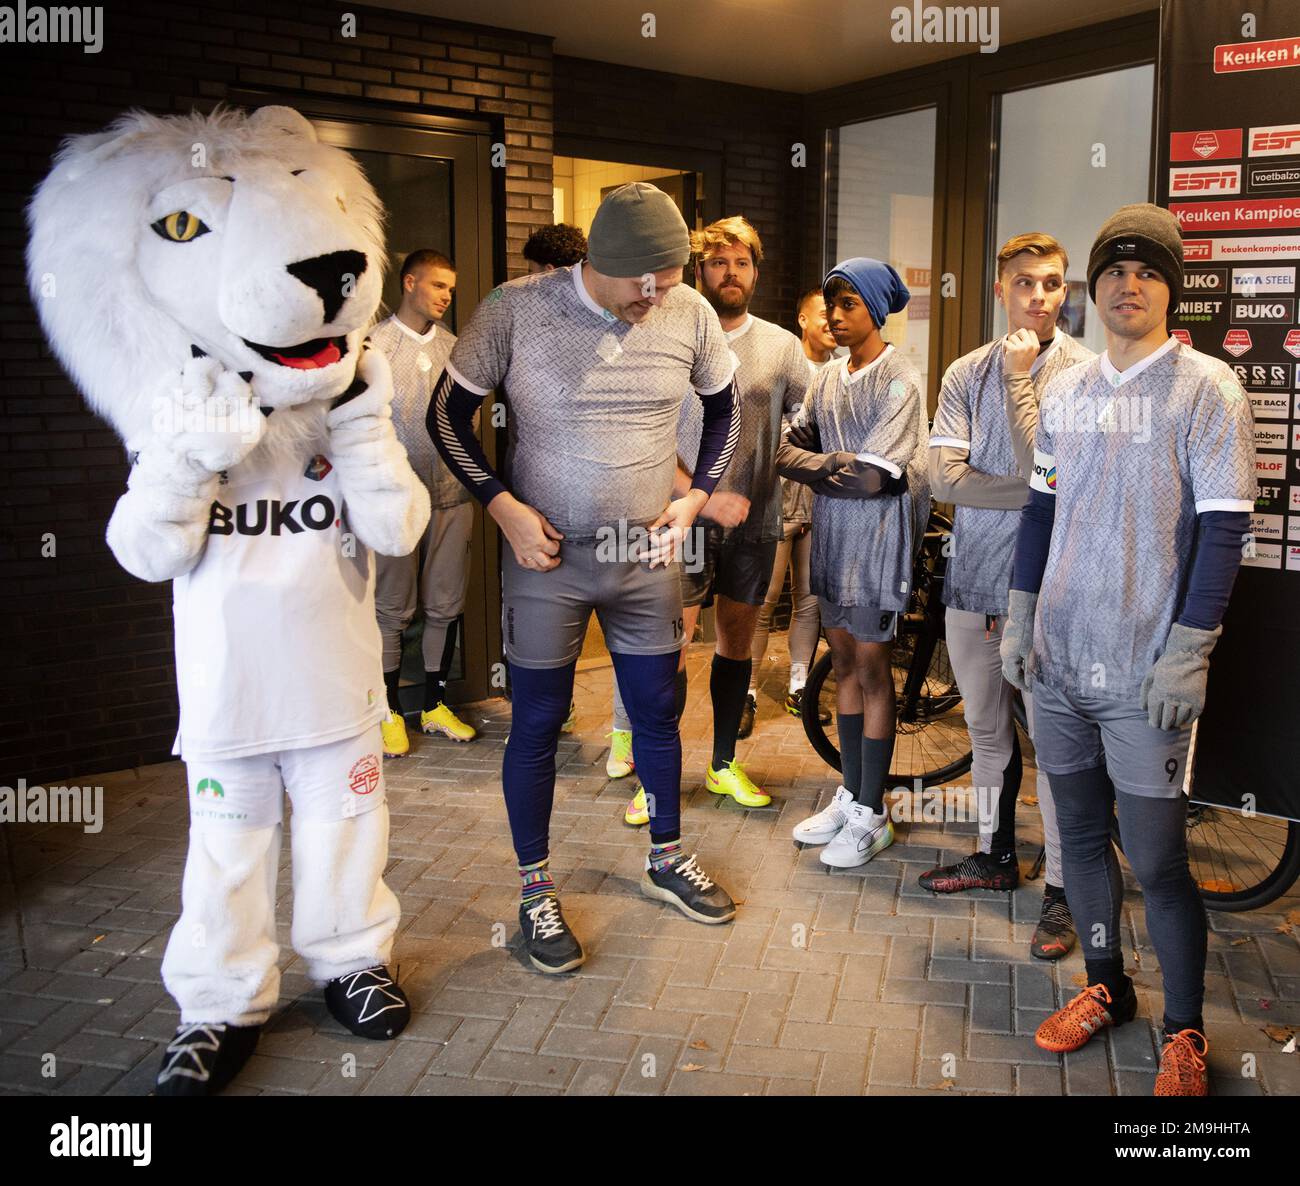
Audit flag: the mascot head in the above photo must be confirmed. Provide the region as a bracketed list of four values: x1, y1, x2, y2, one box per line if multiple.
[27, 105, 386, 448]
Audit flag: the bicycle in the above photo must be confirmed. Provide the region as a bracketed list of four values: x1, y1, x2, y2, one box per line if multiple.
[799, 510, 1300, 911]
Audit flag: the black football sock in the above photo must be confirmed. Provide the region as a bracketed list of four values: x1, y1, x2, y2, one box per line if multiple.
[424, 620, 460, 712]
[709, 654, 752, 768]
[836, 712, 865, 798]
[384, 667, 402, 713]
[989, 732, 1022, 859]
[858, 734, 896, 812]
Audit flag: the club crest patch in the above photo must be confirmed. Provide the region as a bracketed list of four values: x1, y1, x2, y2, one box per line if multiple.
[305, 454, 332, 481]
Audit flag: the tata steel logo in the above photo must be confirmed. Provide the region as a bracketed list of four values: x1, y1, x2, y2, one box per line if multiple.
[1170, 129, 1242, 161]
[1169, 165, 1240, 194]
[1249, 124, 1300, 157]
[1183, 240, 1213, 261]
[1223, 329, 1253, 357]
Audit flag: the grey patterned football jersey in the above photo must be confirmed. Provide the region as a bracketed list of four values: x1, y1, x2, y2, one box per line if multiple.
[368, 317, 469, 511]
[446, 264, 734, 539]
[1029, 338, 1256, 701]
[802, 346, 930, 610]
[676, 315, 810, 543]
[781, 355, 826, 525]
[930, 330, 1094, 615]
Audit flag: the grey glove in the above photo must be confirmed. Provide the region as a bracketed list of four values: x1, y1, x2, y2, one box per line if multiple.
[999, 589, 1038, 694]
[1139, 623, 1222, 731]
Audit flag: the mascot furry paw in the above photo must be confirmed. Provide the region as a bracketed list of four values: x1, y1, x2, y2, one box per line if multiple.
[27, 106, 432, 1095]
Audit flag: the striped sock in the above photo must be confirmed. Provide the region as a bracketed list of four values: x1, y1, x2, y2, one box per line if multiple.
[648, 839, 682, 873]
[519, 858, 556, 906]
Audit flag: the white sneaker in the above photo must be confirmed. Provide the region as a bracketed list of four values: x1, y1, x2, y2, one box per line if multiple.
[820, 802, 894, 868]
[792, 785, 855, 845]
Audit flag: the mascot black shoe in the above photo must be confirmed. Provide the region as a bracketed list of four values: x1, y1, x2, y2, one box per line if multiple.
[323, 965, 411, 1039]
[155, 1022, 263, 1097]
[27, 106, 432, 1097]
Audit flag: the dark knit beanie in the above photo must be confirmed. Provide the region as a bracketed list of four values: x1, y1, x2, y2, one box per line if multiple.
[1087, 203, 1184, 314]
[586, 182, 690, 278]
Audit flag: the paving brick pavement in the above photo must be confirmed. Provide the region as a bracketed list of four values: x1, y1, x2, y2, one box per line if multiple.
[2, 638, 1297, 1097]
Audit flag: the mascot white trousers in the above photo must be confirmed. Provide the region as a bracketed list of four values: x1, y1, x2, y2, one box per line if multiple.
[161, 723, 399, 1026]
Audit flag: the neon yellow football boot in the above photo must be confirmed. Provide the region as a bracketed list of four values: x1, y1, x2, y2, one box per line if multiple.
[381, 711, 409, 758]
[560, 700, 576, 734]
[420, 702, 477, 742]
[706, 759, 772, 808]
[606, 729, 634, 779]
[624, 784, 649, 827]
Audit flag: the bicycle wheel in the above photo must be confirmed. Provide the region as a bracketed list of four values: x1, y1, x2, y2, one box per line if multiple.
[802, 621, 973, 787]
[1111, 805, 1300, 912]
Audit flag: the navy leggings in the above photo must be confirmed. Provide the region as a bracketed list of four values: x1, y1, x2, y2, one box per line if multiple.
[503, 651, 681, 866]
[1048, 765, 1208, 1029]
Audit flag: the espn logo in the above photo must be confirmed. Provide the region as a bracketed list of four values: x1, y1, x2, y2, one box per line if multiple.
[1183, 240, 1213, 261]
[1249, 124, 1300, 157]
[1169, 165, 1240, 194]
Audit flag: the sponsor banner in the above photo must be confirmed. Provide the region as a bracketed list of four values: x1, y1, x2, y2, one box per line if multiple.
[1256, 480, 1286, 513]
[1255, 423, 1289, 449]
[1290, 517, 1300, 542]
[1170, 328, 1194, 346]
[1288, 543, 1300, 571]
[1255, 452, 1288, 479]
[1252, 512, 1285, 540]
[1294, 389, 1300, 417]
[1291, 485, 1300, 512]
[1169, 128, 1242, 160]
[1223, 328, 1253, 356]
[1248, 162, 1300, 192]
[1175, 296, 1226, 321]
[1231, 297, 1296, 322]
[1232, 361, 1291, 388]
[1184, 267, 1229, 291]
[1242, 541, 1284, 568]
[1214, 36, 1300, 73]
[1169, 164, 1242, 193]
[1170, 198, 1300, 231]
[1248, 123, 1300, 156]
[1294, 423, 1300, 451]
[1284, 328, 1300, 358]
[1248, 391, 1291, 419]
[1231, 266, 1297, 293]
[1187, 236, 1300, 260]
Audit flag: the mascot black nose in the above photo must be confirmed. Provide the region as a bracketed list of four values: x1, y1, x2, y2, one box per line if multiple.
[285, 250, 368, 323]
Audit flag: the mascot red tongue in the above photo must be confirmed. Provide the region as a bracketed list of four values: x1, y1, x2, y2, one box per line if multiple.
[26, 105, 432, 1096]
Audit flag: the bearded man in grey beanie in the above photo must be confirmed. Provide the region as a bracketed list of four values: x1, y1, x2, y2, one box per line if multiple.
[429, 183, 742, 974]
[999, 202, 1255, 1094]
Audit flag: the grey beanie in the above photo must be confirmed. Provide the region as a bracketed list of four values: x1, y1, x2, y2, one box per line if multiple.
[1087, 203, 1184, 314]
[586, 182, 690, 277]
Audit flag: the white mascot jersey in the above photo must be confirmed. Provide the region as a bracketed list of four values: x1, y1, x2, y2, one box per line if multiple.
[26, 105, 431, 762]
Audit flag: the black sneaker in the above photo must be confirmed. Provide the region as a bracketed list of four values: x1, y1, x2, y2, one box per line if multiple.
[155, 1021, 261, 1096]
[519, 895, 585, 974]
[918, 850, 1021, 893]
[323, 965, 410, 1039]
[737, 694, 757, 740]
[1031, 890, 1077, 961]
[784, 688, 831, 724]
[642, 852, 736, 924]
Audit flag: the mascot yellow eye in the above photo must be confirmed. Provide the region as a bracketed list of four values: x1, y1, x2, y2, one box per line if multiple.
[151, 210, 210, 242]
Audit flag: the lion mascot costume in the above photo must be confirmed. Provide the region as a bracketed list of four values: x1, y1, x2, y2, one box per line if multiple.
[27, 106, 432, 1095]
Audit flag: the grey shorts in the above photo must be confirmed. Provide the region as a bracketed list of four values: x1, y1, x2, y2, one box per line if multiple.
[681, 523, 779, 609]
[1029, 679, 1191, 799]
[502, 544, 685, 669]
[818, 598, 898, 644]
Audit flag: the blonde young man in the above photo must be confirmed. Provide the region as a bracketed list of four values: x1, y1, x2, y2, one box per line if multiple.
[623, 216, 810, 826]
[742, 290, 836, 735]
[373, 250, 477, 756]
[921, 233, 1093, 961]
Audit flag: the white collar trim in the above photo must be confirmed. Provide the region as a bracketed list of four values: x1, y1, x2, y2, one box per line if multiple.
[726, 314, 754, 342]
[1100, 335, 1178, 386]
[573, 261, 617, 322]
[845, 342, 893, 383]
[390, 315, 438, 344]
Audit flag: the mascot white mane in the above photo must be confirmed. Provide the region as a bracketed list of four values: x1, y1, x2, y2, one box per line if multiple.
[27, 104, 386, 453]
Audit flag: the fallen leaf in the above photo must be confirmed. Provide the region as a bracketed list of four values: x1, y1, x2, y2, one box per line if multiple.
[1197, 879, 1238, 893]
[688, 1040, 711, 1051]
[1285, 908, 1300, 927]
[91, 935, 105, 944]
[1262, 1025, 1295, 1044]
[680, 1062, 704, 1072]
[1276, 921, 1294, 936]
[1071, 972, 1088, 987]
[1131, 949, 1142, 968]
[1018, 796, 1038, 807]
[1283, 1037, 1297, 1054]
[935, 1078, 956, 1090]
[1230, 937, 1252, 946]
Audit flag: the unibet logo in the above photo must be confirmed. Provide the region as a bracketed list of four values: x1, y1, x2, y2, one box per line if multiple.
[195, 778, 224, 799]
[209, 496, 338, 536]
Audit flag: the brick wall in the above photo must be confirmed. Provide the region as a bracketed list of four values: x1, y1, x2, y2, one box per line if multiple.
[1, 0, 556, 783]
[553, 55, 808, 333]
